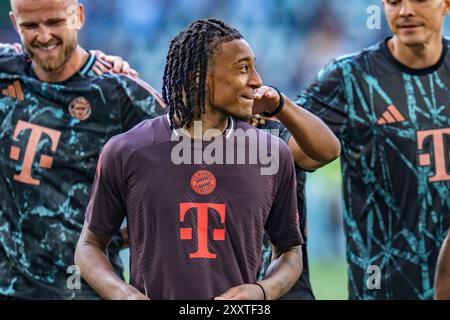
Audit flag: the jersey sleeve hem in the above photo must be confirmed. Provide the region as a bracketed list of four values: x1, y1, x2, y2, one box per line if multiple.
[85, 219, 118, 237]
[270, 238, 303, 251]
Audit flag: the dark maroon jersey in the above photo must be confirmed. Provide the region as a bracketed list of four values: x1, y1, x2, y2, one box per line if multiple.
[85, 115, 302, 300]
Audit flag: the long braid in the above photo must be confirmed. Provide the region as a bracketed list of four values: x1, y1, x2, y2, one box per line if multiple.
[162, 19, 243, 129]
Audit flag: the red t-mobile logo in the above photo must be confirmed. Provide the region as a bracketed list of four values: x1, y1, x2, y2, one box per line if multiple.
[417, 128, 450, 182]
[9, 120, 61, 186]
[179, 203, 226, 259]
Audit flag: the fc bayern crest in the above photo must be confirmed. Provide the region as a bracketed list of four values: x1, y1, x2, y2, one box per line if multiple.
[191, 170, 216, 195]
[68, 97, 92, 121]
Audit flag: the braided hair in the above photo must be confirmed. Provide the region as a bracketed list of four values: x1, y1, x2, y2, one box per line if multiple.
[162, 19, 243, 129]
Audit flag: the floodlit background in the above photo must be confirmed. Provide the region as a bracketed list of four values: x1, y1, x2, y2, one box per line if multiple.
[2, 0, 450, 299]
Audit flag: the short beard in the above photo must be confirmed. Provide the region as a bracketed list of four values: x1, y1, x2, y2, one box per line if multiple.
[25, 36, 77, 72]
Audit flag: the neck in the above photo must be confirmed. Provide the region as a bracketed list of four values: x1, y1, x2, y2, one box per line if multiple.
[388, 34, 443, 69]
[33, 45, 89, 83]
[185, 109, 229, 139]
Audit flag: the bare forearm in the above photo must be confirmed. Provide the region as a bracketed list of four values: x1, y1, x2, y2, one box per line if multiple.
[259, 246, 302, 300]
[435, 234, 450, 299]
[75, 241, 135, 300]
[276, 97, 340, 164]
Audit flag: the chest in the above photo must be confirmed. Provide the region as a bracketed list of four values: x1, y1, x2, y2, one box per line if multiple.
[0, 79, 122, 185]
[341, 68, 450, 183]
[123, 143, 278, 227]
[344, 70, 450, 132]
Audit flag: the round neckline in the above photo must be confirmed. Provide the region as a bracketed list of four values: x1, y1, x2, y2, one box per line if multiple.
[381, 37, 447, 76]
[164, 113, 235, 141]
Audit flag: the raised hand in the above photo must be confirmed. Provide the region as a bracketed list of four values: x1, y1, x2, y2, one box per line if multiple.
[252, 86, 281, 115]
[91, 50, 139, 77]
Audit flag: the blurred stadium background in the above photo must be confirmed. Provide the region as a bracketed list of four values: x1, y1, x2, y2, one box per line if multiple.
[2, 0, 450, 299]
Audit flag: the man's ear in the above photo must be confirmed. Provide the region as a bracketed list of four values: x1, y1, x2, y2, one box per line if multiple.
[77, 4, 85, 30]
[444, 0, 450, 16]
[9, 12, 19, 33]
[67, 3, 85, 31]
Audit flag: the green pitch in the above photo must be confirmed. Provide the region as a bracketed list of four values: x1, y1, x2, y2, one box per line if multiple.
[309, 259, 348, 300]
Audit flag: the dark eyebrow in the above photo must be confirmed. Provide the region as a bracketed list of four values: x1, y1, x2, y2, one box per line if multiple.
[234, 56, 256, 65]
[19, 21, 38, 27]
[19, 18, 65, 27]
[46, 18, 66, 24]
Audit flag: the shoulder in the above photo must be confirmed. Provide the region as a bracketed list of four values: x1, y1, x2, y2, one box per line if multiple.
[336, 40, 384, 65]
[444, 36, 450, 48]
[85, 57, 164, 104]
[0, 43, 23, 57]
[444, 37, 450, 60]
[234, 119, 291, 156]
[0, 44, 29, 75]
[103, 115, 166, 158]
[83, 57, 122, 87]
[321, 40, 385, 76]
[112, 73, 165, 106]
[258, 120, 291, 145]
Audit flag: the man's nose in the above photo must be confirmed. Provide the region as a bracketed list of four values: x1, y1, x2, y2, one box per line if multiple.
[249, 69, 263, 89]
[399, 0, 415, 17]
[35, 25, 53, 45]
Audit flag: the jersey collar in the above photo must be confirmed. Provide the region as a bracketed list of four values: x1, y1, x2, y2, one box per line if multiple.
[166, 113, 235, 139]
[381, 37, 448, 76]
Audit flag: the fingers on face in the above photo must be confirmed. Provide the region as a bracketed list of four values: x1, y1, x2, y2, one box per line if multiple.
[256, 86, 277, 99]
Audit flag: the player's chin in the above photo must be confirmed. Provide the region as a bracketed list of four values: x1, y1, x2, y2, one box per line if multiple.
[230, 106, 253, 121]
[39, 59, 65, 72]
[29, 53, 63, 72]
[396, 33, 426, 47]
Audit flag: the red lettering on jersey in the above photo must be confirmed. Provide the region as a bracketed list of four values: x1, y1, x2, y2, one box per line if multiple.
[417, 128, 450, 182]
[179, 203, 226, 259]
[10, 120, 61, 185]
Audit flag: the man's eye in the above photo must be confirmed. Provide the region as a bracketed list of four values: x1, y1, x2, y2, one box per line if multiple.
[47, 20, 64, 26]
[240, 65, 249, 72]
[22, 24, 38, 29]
